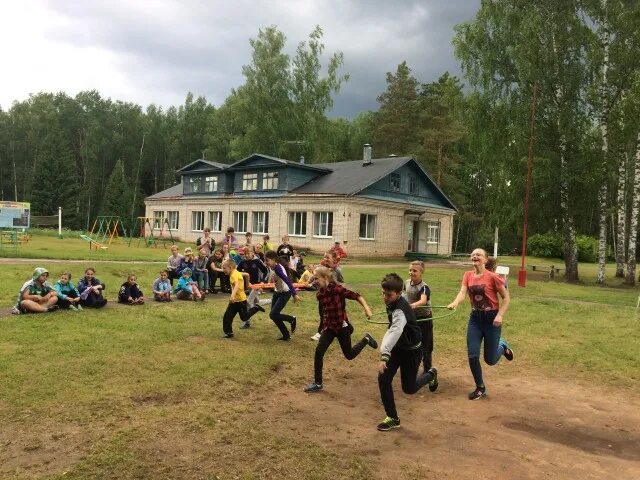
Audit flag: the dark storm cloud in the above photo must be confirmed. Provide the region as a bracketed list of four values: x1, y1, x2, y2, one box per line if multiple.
[45, 0, 479, 116]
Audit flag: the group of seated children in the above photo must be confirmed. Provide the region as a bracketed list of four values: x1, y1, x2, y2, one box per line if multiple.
[13, 267, 108, 314]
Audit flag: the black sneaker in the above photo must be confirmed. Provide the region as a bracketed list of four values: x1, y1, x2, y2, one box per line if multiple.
[291, 316, 297, 333]
[256, 304, 266, 313]
[500, 338, 514, 361]
[364, 333, 378, 349]
[303, 382, 323, 393]
[377, 416, 400, 431]
[240, 321, 251, 329]
[468, 386, 486, 400]
[428, 367, 438, 392]
[222, 333, 234, 339]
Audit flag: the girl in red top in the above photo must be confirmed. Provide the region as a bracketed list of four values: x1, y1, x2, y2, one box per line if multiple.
[448, 248, 513, 400]
[303, 266, 377, 393]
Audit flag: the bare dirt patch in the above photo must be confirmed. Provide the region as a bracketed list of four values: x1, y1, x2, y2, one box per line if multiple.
[256, 354, 640, 480]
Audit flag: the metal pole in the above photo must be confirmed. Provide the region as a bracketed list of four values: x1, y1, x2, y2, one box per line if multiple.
[58, 207, 62, 239]
[493, 226, 499, 258]
[518, 82, 538, 287]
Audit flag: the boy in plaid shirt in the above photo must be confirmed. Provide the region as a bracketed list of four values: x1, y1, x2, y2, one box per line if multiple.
[303, 266, 378, 393]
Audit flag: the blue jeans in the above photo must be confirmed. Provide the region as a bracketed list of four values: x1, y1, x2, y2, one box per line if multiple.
[270, 292, 295, 339]
[193, 270, 209, 291]
[466, 310, 505, 388]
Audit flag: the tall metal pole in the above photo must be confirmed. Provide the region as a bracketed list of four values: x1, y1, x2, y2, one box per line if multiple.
[518, 82, 538, 287]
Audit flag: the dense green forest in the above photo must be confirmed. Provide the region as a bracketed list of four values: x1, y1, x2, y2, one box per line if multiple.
[2, 2, 640, 283]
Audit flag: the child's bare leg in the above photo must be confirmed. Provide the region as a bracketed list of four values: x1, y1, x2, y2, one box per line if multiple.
[19, 299, 48, 313]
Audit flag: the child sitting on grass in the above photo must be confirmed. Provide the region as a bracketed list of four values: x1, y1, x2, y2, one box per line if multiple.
[152, 270, 172, 302]
[304, 266, 377, 393]
[118, 274, 145, 304]
[13, 267, 59, 314]
[54, 272, 82, 311]
[78, 267, 107, 308]
[175, 268, 203, 301]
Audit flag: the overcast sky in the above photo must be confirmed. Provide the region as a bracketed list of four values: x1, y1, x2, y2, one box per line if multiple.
[0, 0, 479, 118]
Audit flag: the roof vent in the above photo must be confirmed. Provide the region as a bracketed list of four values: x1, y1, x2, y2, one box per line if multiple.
[299, 156, 305, 164]
[363, 144, 372, 166]
[389, 154, 397, 157]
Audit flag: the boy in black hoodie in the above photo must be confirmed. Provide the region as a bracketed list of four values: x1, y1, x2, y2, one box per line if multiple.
[376, 273, 438, 431]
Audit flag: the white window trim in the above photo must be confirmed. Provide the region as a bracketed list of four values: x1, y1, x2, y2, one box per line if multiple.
[242, 173, 258, 191]
[312, 211, 333, 238]
[191, 211, 205, 232]
[359, 213, 376, 241]
[208, 211, 222, 233]
[252, 211, 269, 234]
[167, 211, 179, 230]
[426, 221, 440, 244]
[233, 211, 248, 234]
[263, 171, 279, 190]
[287, 211, 307, 237]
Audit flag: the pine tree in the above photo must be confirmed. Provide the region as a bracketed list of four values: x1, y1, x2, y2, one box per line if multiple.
[101, 159, 132, 222]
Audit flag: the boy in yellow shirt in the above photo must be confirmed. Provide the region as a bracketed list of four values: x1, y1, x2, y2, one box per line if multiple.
[221, 259, 260, 338]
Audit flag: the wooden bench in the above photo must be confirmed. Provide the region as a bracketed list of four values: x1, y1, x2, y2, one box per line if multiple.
[529, 265, 564, 279]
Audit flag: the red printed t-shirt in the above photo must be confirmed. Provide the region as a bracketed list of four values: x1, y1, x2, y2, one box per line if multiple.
[462, 270, 505, 311]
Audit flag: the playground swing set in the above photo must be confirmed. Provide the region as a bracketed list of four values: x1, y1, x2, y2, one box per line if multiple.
[79, 215, 174, 250]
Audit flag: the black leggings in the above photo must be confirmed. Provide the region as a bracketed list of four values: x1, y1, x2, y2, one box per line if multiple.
[222, 300, 259, 334]
[419, 319, 433, 371]
[314, 324, 367, 384]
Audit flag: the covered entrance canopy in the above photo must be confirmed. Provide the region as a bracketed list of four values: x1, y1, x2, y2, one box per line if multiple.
[405, 209, 448, 255]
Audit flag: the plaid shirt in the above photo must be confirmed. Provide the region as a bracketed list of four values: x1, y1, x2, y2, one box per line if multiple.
[316, 282, 360, 333]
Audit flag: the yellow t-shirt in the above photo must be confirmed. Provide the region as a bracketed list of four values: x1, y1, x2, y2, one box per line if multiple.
[300, 270, 313, 283]
[229, 269, 247, 302]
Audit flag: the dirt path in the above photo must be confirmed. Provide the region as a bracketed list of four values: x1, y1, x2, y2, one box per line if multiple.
[257, 356, 640, 480]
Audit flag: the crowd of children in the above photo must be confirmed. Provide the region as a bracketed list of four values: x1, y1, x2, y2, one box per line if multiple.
[10, 239, 514, 432]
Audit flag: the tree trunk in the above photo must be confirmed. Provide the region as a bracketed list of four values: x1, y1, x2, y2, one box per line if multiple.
[615, 88, 628, 277]
[437, 142, 443, 186]
[625, 130, 640, 285]
[560, 134, 579, 282]
[596, 0, 610, 284]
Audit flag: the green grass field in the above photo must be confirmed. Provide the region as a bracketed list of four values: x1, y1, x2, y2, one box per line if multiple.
[1, 232, 640, 478]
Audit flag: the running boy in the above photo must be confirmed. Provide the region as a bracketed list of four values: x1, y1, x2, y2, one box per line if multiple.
[265, 251, 301, 341]
[404, 261, 438, 391]
[221, 259, 261, 337]
[376, 273, 437, 432]
[303, 266, 377, 393]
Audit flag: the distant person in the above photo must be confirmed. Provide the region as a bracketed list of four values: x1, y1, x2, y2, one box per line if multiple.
[175, 268, 203, 301]
[277, 235, 294, 265]
[152, 270, 172, 302]
[118, 274, 145, 304]
[177, 247, 196, 276]
[330, 241, 347, 262]
[265, 251, 301, 341]
[196, 227, 215, 257]
[54, 272, 82, 311]
[77, 267, 107, 308]
[221, 227, 239, 250]
[262, 234, 276, 252]
[13, 267, 59, 314]
[193, 248, 210, 293]
[447, 248, 513, 401]
[166, 245, 184, 285]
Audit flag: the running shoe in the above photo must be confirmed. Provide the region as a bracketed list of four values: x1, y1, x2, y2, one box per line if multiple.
[428, 367, 438, 392]
[255, 304, 266, 313]
[364, 333, 378, 349]
[303, 382, 323, 393]
[310, 332, 321, 341]
[377, 416, 401, 431]
[222, 333, 234, 339]
[468, 386, 486, 400]
[69, 304, 78, 311]
[240, 321, 251, 329]
[500, 338, 514, 361]
[76, 304, 83, 311]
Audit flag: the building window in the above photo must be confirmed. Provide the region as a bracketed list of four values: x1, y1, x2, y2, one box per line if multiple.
[313, 211, 333, 237]
[205, 176, 218, 192]
[208, 211, 222, 232]
[191, 211, 205, 231]
[188, 176, 203, 193]
[233, 211, 248, 233]
[288, 212, 307, 236]
[252, 211, 269, 234]
[409, 176, 417, 194]
[152, 211, 164, 229]
[242, 173, 258, 191]
[359, 214, 376, 240]
[390, 173, 401, 192]
[426, 221, 440, 244]
[263, 171, 279, 190]
[167, 211, 179, 230]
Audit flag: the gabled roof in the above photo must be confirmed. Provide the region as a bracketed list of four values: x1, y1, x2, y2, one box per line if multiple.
[146, 183, 183, 200]
[292, 156, 457, 211]
[226, 153, 331, 173]
[176, 159, 227, 174]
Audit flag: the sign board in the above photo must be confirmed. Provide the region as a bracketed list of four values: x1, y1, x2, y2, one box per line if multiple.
[0, 201, 30, 228]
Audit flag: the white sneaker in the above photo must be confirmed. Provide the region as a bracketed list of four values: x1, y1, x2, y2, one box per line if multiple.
[310, 332, 321, 341]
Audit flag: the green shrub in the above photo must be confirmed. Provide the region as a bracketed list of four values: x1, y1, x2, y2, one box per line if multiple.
[576, 235, 598, 263]
[527, 232, 563, 258]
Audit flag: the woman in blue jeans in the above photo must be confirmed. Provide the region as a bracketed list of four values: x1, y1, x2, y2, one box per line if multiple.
[448, 248, 513, 400]
[265, 251, 301, 340]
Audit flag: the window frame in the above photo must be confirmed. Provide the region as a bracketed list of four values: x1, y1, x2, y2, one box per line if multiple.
[242, 173, 258, 191]
[262, 171, 279, 190]
[208, 211, 222, 232]
[152, 211, 165, 229]
[191, 211, 205, 232]
[287, 211, 307, 237]
[409, 176, 417, 195]
[204, 175, 218, 192]
[252, 211, 269, 234]
[359, 213, 377, 240]
[426, 221, 440, 244]
[167, 211, 180, 230]
[313, 211, 334, 238]
[188, 176, 203, 193]
[232, 211, 248, 233]
[390, 173, 401, 192]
